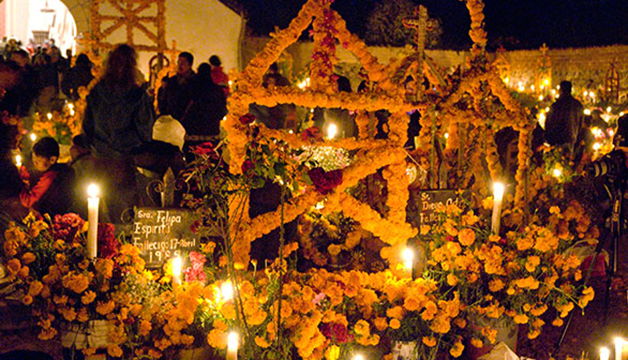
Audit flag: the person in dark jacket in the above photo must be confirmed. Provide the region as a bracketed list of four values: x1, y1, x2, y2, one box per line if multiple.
[61, 54, 94, 101]
[158, 52, 195, 121]
[544, 80, 584, 158]
[82, 44, 155, 222]
[181, 62, 227, 152]
[20, 137, 75, 217]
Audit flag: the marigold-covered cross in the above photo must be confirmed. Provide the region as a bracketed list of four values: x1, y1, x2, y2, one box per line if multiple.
[403, 5, 432, 53]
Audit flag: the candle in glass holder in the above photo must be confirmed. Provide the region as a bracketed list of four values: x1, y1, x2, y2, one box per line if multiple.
[227, 332, 238, 360]
[491, 182, 505, 234]
[87, 184, 99, 259]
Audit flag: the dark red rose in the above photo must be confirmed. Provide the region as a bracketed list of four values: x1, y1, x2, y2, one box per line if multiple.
[308, 167, 343, 195]
[97, 223, 118, 259]
[301, 126, 323, 142]
[193, 142, 215, 156]
[241, 159, 255, 174]
[321, 322, 353, 344]
[53, 213, 86, 242]
[239, 113, 256, 125]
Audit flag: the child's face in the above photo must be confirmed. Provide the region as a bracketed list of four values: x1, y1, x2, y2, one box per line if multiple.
[32, 154, 56, 172]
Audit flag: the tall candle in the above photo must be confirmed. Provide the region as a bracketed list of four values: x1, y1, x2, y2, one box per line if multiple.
[172, 256, 182, 285]
[491, 182, 505, 234]
[87, 184, 99, 259]
[227, 332, 238, 360]
[615, 338, 624, 360]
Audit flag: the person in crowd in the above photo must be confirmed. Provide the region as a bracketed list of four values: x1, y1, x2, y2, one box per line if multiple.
[61, 54, 94, 101]
[4, 50, 37, 116]
[19, 137, 75, 217]
[263, 62, 290, 87]
[544, 80, 584, 158]
[47, 45, 69, 86]
[82, 44, 155, 222]
[209, 55, 230, 97]
[0, 118, 27, 224]
[250, 65, 296, 130]
[180, 62, 227, 155]
[158, 51, 195, 121]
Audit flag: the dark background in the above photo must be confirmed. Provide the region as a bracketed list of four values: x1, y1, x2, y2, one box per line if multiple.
[238, 0, 628, 50]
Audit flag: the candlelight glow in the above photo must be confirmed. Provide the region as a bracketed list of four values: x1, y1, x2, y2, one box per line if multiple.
[353, 354, 365, 360]
[552, 168, 562, 178]
[228, 332, 239, 350]
[600, 347, 610, 360]
[402, 247, 414, 270]
[327, 123, 338, 139]
[172, 256, 182, 278]
[493, 182, 505, 202]
[15, 154, 22, 167]
[30, 133, 37, 142]
[593, 143, 601, 151]
[607, 106, 612, 113]
[47, 113, 52, 120]
[221, 281, 234, 301]
[584, 109, 591, 116]
[87, 183, 100, 198]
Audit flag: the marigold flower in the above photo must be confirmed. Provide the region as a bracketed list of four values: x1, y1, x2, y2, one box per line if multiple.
[96, 300, 115, 315]
[423, 336, 437, 347]
[107, 345, 123, 358]
[21, 294, 33, 305]
[513, 314, 529, 324]
[450, 340, 465, 358]
[458, 228, 476, 246]
[21, 252, 36, 265]
[28, 281, 43, 297]
[471, 338, 484, 348]
[389, 318, 401, 329]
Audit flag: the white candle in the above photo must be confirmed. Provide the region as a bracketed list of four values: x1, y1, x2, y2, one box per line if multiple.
[15, 154, 21, 168]
[601, 347, 610, 360]
[87, 184, 100, 259]
[327, 123, 338, 140]
[402, 247, 414, 277]
[491, 182, 505, 234]
[616, 338, 625, 360]
[172, 256, 182, 285]
[227, 332, 238, 360]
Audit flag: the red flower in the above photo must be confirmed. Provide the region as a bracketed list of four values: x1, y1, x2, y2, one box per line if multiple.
[241, 159, 255, 174]
[321, 322, 353, 344]
[53, 213, 86, 242]
[239, 113, 256, 125]
[308, 167, 343, 195]
[301, 126, 323, 142]
[193, 142, 215, 156]
[97, 223, 118, 259]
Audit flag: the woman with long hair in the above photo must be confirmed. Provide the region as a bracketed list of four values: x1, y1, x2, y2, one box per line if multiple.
[82, 44, 155, 222]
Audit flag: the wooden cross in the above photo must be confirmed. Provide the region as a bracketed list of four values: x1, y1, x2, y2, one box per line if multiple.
[403, 6, 432, 54]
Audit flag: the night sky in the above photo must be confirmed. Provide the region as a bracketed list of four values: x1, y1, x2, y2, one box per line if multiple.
[239, 0, 628, 50]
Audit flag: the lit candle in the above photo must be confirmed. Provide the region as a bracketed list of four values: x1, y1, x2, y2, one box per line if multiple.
[402, 247, 414, 278]
[87, 184, 100, 259]
[353, 354, 365, 360]
[221, 281, 234, 302]
[227, 332, 238, 360]
[600, 347, 610, 360]
[491, 182, 505, 234]
[616, 338, 625, 360]
[46, 113, 52, 120]
[29, 133, 37, 142]
[15, 154, 22, 168]
[327, 123, 338, 140]
[172, 256, 182, 285]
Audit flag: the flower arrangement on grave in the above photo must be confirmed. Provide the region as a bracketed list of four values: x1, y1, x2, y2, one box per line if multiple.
[31, 105, 81, 146]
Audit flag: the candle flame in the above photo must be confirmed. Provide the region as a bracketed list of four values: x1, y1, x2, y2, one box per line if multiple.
[327, 123, 338, 140]
[353, 354, 365, 360]
[30, 133, 37, 142]
[172, 256, 182, 278]
[228, 332, 239, 350]
[15, 154, 22, 167]
[600, 347, 610, 360]
[493, 182, 505, 202]
[87, 183, 100, 198]
[221, 281, 234, 302]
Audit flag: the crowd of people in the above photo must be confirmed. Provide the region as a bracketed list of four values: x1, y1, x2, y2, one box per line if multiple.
[0, 40, 622, 229]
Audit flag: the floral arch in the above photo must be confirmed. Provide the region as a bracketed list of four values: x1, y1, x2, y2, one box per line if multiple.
[225, 0, 535, 267]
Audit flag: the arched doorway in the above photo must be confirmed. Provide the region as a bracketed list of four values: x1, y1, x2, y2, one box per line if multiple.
[0, 0, 88, 55]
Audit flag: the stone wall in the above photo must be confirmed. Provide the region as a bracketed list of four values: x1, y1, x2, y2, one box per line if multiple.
[243, 36, 628, 100]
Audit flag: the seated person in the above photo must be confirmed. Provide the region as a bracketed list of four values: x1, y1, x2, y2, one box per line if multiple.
[20, 137, 75, 217]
